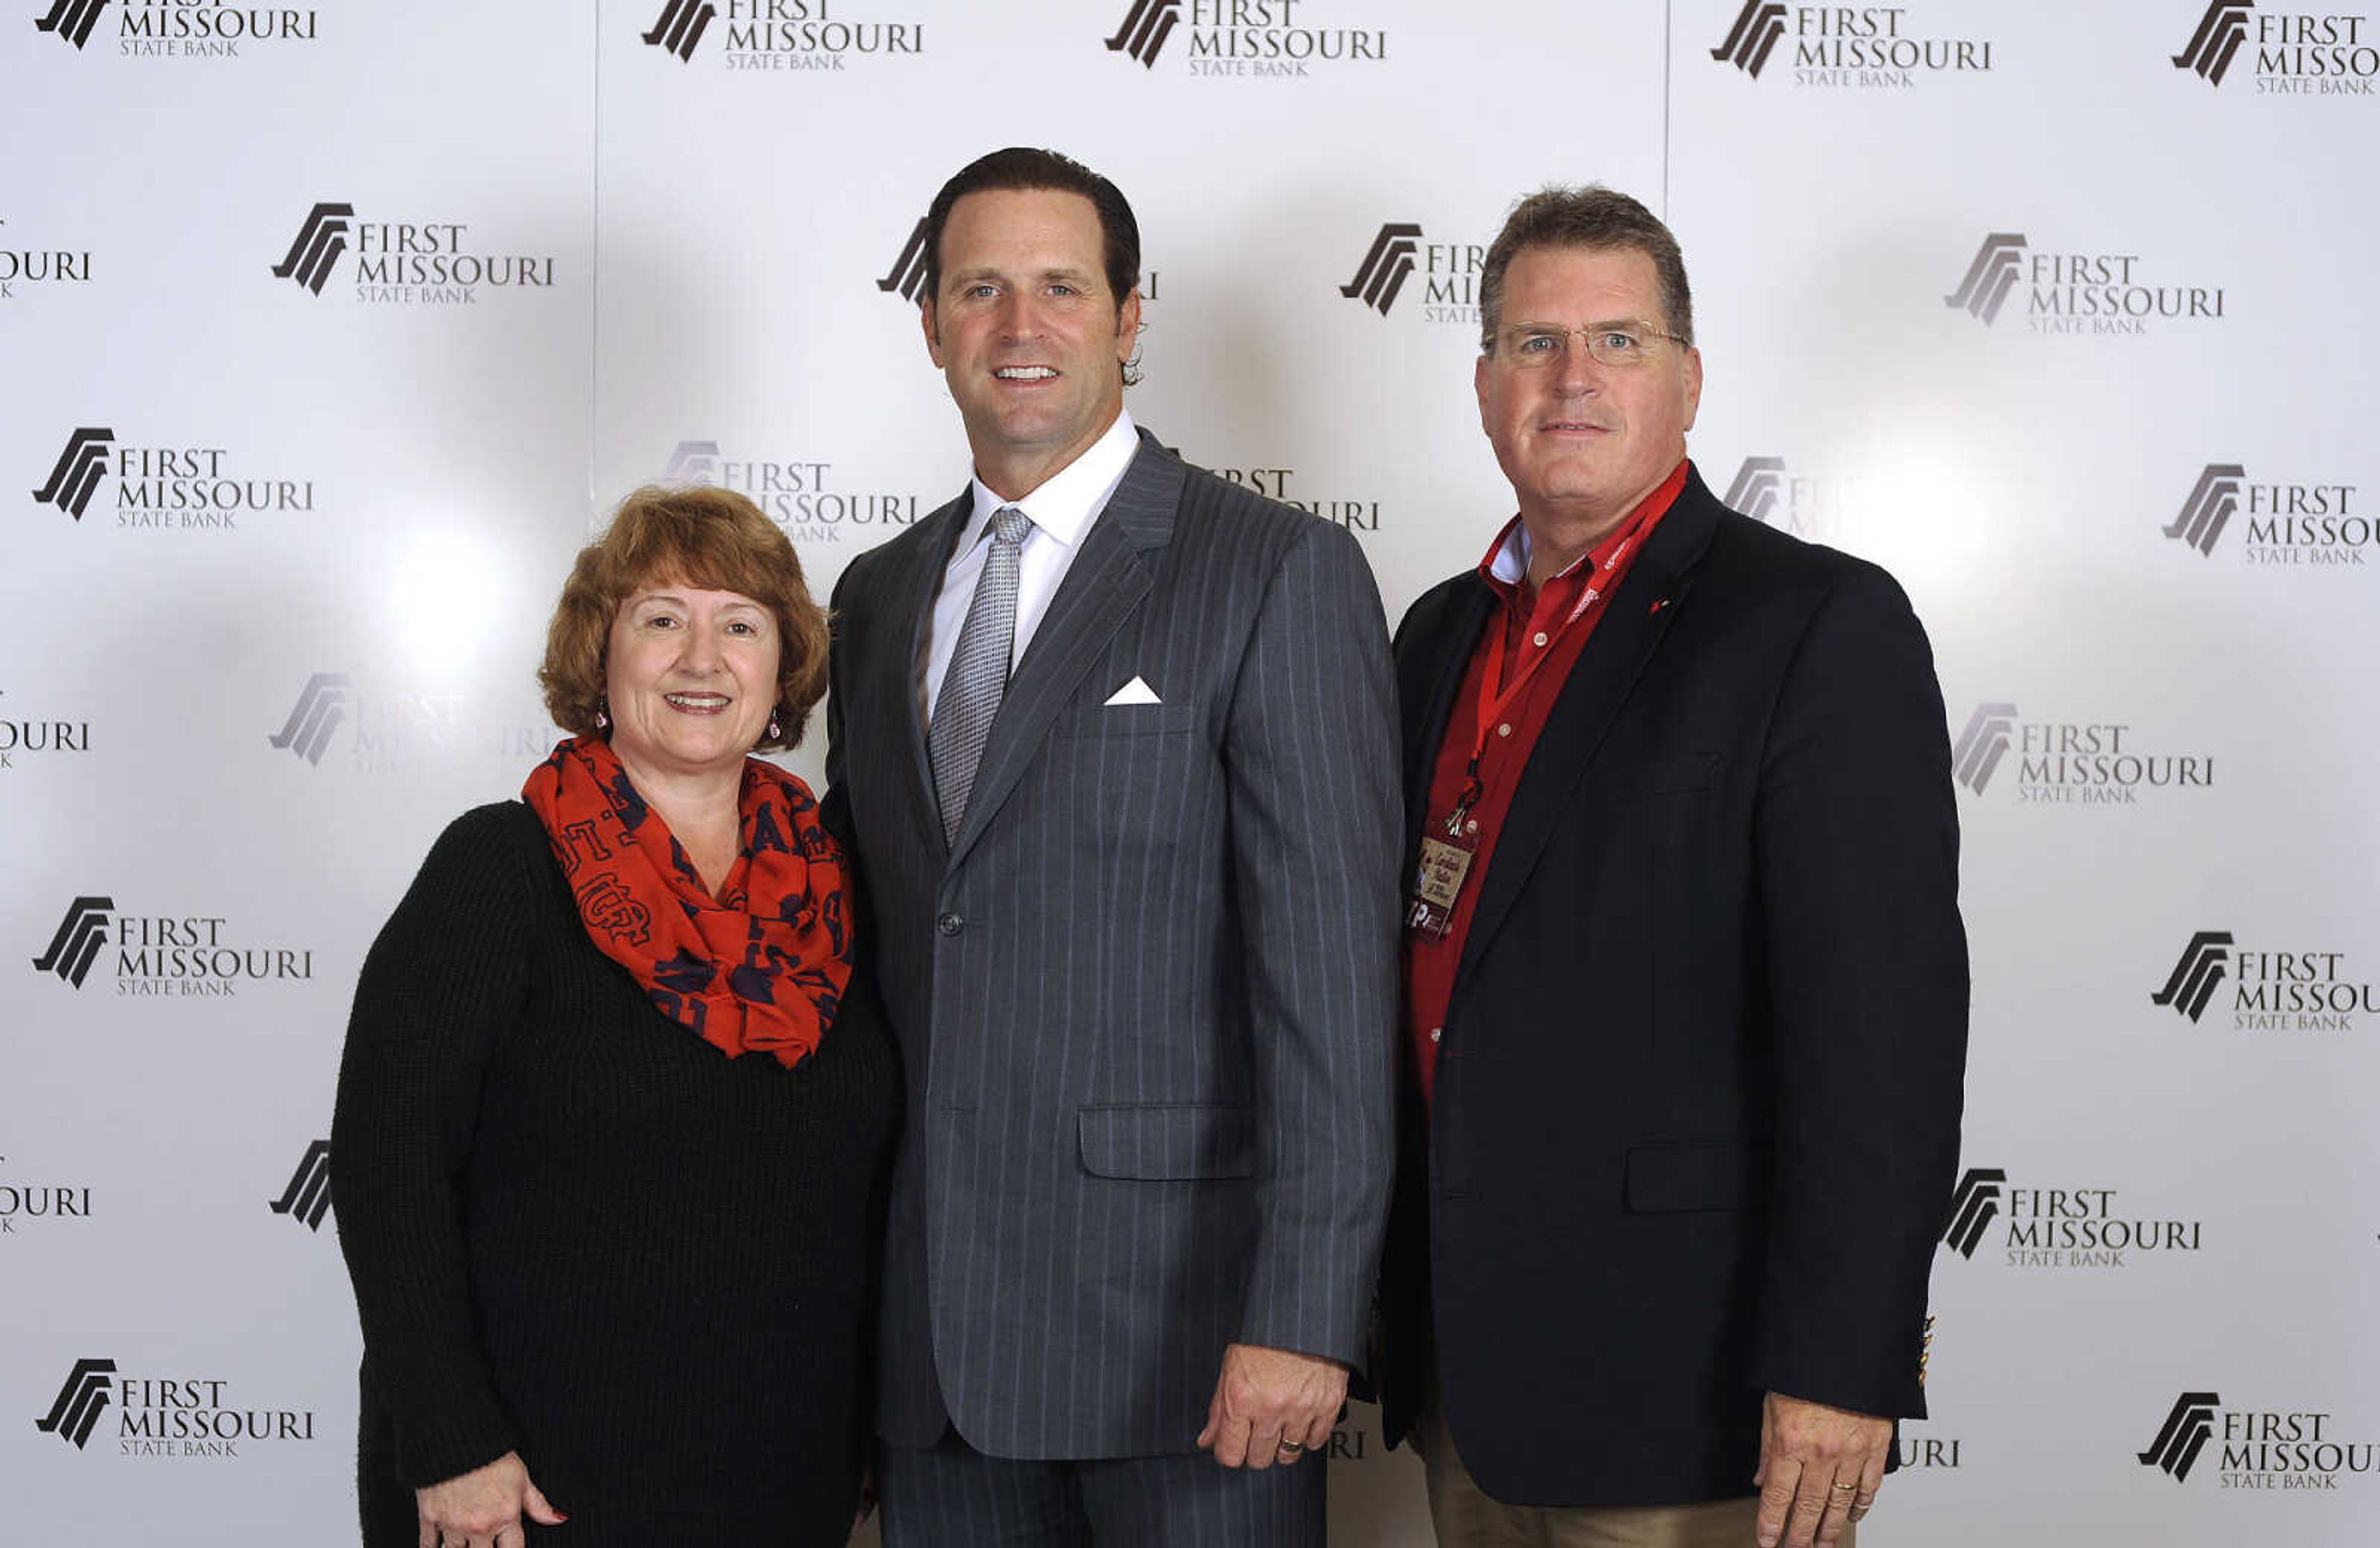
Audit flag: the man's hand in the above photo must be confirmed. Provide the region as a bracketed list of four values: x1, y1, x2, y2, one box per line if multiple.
[1753, 1392, 1890, 1548]
[1194, 1342, 1347, 1470]
[414, 1451, 566, 1548]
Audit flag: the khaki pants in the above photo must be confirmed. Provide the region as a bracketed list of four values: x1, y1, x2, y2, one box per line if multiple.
[1417, 1402, 1859, 1548]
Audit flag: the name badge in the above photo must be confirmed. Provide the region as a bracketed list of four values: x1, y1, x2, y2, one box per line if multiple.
[1406, 832, 1476, 940]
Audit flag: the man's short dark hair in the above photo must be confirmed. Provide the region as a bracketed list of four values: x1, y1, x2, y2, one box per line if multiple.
[920, 146, 1141, 310]
[1478, 187, 1694, 354]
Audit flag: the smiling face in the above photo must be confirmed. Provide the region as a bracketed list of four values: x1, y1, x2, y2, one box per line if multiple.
[1476, 244, 1702, 571]
[602, 581, 779, 787]
[922, 187, 1140, 501]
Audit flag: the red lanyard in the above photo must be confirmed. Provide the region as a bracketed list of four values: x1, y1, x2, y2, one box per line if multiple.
[1444, 532, 1636, 835]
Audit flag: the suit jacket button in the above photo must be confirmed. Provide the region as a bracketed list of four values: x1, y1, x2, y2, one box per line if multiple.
[936, 912, 964, 937]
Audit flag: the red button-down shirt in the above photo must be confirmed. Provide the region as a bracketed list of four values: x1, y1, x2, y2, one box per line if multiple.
[1405, 459, 1688, 1101]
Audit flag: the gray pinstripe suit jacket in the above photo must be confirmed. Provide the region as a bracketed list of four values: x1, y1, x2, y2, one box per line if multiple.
[823, 429, 1400, 1459]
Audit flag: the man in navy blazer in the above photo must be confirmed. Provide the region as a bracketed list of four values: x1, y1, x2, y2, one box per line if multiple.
[823, 147, 1399, 1547]
[1375, 187, 1968, 1548]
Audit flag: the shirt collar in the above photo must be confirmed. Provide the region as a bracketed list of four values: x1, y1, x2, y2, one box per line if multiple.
[961, 409, 1139, 554]
[1478, 456, 1693, 596]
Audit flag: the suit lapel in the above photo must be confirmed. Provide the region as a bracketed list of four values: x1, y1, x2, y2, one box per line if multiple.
[944, 431, 1181, 871]
[1454, 477, 1724, 988]
[1406, 581, 1496, 847]
[891, 487, 970, 840]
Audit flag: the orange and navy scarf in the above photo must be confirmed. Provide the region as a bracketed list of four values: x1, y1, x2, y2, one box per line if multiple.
[521, 736, 850, 1069]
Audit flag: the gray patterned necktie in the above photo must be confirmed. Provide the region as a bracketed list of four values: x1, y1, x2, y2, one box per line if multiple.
[930, 504, 1033, 845]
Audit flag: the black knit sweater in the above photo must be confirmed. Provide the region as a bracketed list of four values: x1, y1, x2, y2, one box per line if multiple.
[332, 801, 899, 1547]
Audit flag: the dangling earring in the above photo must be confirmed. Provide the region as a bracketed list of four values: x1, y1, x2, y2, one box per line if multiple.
[766, 712, 782, 742]
[595, 700, 610, 731]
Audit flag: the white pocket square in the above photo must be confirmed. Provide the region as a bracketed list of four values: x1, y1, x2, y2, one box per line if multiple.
[1103, 675, 1161, 706]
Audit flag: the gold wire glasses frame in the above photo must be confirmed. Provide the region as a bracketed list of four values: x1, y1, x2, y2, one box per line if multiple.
[1493, 322, 1688, 369]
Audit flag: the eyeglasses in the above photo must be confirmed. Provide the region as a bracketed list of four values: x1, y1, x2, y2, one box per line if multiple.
[1492, 322, 1688, 369]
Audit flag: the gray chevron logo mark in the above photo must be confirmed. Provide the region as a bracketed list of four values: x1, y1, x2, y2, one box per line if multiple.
[2139, 1392, 2222, 1480]
[1104, 0, 1181, 66]
[31, 897, 115, 988]
[2151, 931, 2234, 1024]
[268, 1140, 333, 1231]
[642, 0, 716, 61]
[32, 428, 115, 519]
[2166, 464, 2245, 556]
[1710, 2, 1789, 77]
[663, 441, 723, 483]
[34, 1359, 117, 1450]
[1950, 702, 2018, 794]
[2174, 2, 2253, 86]
[876, 217, 932, 303]
[270, 202, 355, 295]
[1723, 456, 1789, 522]
[1944, 233, 2028, 325]
[1941, 1167, 2006, 1259]
[1341, 224, 1423, 315]
[33, 0, 110, 50]
[267, 673, 352, 765]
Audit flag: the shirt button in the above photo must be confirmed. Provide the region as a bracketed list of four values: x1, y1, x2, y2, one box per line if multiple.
[936, 912, 964, 937]
[1532, 631, 1549, 648]
[1497, 723, 1512, 737]
[1429, 1027, 1442, 1044]
[1465, 820, 1479, 835]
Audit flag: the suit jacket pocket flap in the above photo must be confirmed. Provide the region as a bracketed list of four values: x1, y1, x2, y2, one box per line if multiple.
[1624, 1141, 1771, 1213]
[1079, 1103, 1255, 1180]
[1588, 753, 1722, 801]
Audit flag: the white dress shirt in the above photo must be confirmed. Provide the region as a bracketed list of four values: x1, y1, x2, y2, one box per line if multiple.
[919, 409, 1140, 727]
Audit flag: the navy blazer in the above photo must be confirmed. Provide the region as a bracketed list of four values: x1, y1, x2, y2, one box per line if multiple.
[1375, 465, 1968, 1507]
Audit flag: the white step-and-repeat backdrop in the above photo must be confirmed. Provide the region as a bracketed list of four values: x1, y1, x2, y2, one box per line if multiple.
[7, 2, 2377, 1542]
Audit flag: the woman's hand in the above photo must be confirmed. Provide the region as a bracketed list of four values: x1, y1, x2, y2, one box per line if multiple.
[415, 1451, 566, 1548]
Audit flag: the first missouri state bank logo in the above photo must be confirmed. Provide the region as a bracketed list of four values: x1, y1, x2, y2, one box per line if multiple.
[34, 0, 317, 56]
[2142, 1393, 2223, 1481]
[1940, 1166, 2203, 1268]
[30, 896, 314, 998]
[267, 1140, 332, 1233]
[1342, 223, 1421, 314]
[1710, 1, 1991, 86]
[32, 897, 113, 988]
[32, 425, 317, 530]
[32, 427, 112, 519]
[267, 672, 350, 765]
[1339, 222, 1479, 326]
[1950, 701, 2214, 804]
[268, 203, 557, 302]
[35, 1359, 117, 1449]
[29, 1360, 319, 1459]
[2151, 932, 2232, 1023]
[2153, 930, 2377, 1032]
[1941, 1167, 2004, 1258]
[263, 672, 543, 773]
[33, 0, 107, 49]
[1944, 232, 2225, 335]
[2140, 1391, 2379, 1489]
[637, 0, 924, 69]
[1106, 0, 1179, 63]
[1101, 0, 1388, 76]
[2173, 2, 2376, 93]
[2164, 462, 2368, 564]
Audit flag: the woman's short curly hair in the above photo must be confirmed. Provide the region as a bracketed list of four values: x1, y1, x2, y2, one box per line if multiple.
[539, 485, 829, 752]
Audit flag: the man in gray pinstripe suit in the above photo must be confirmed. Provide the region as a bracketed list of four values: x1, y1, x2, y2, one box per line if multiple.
[822, 147, 1401, 1545]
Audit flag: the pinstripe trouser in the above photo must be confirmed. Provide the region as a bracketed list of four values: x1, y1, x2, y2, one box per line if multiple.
[878, 1428, 1326, 1547]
